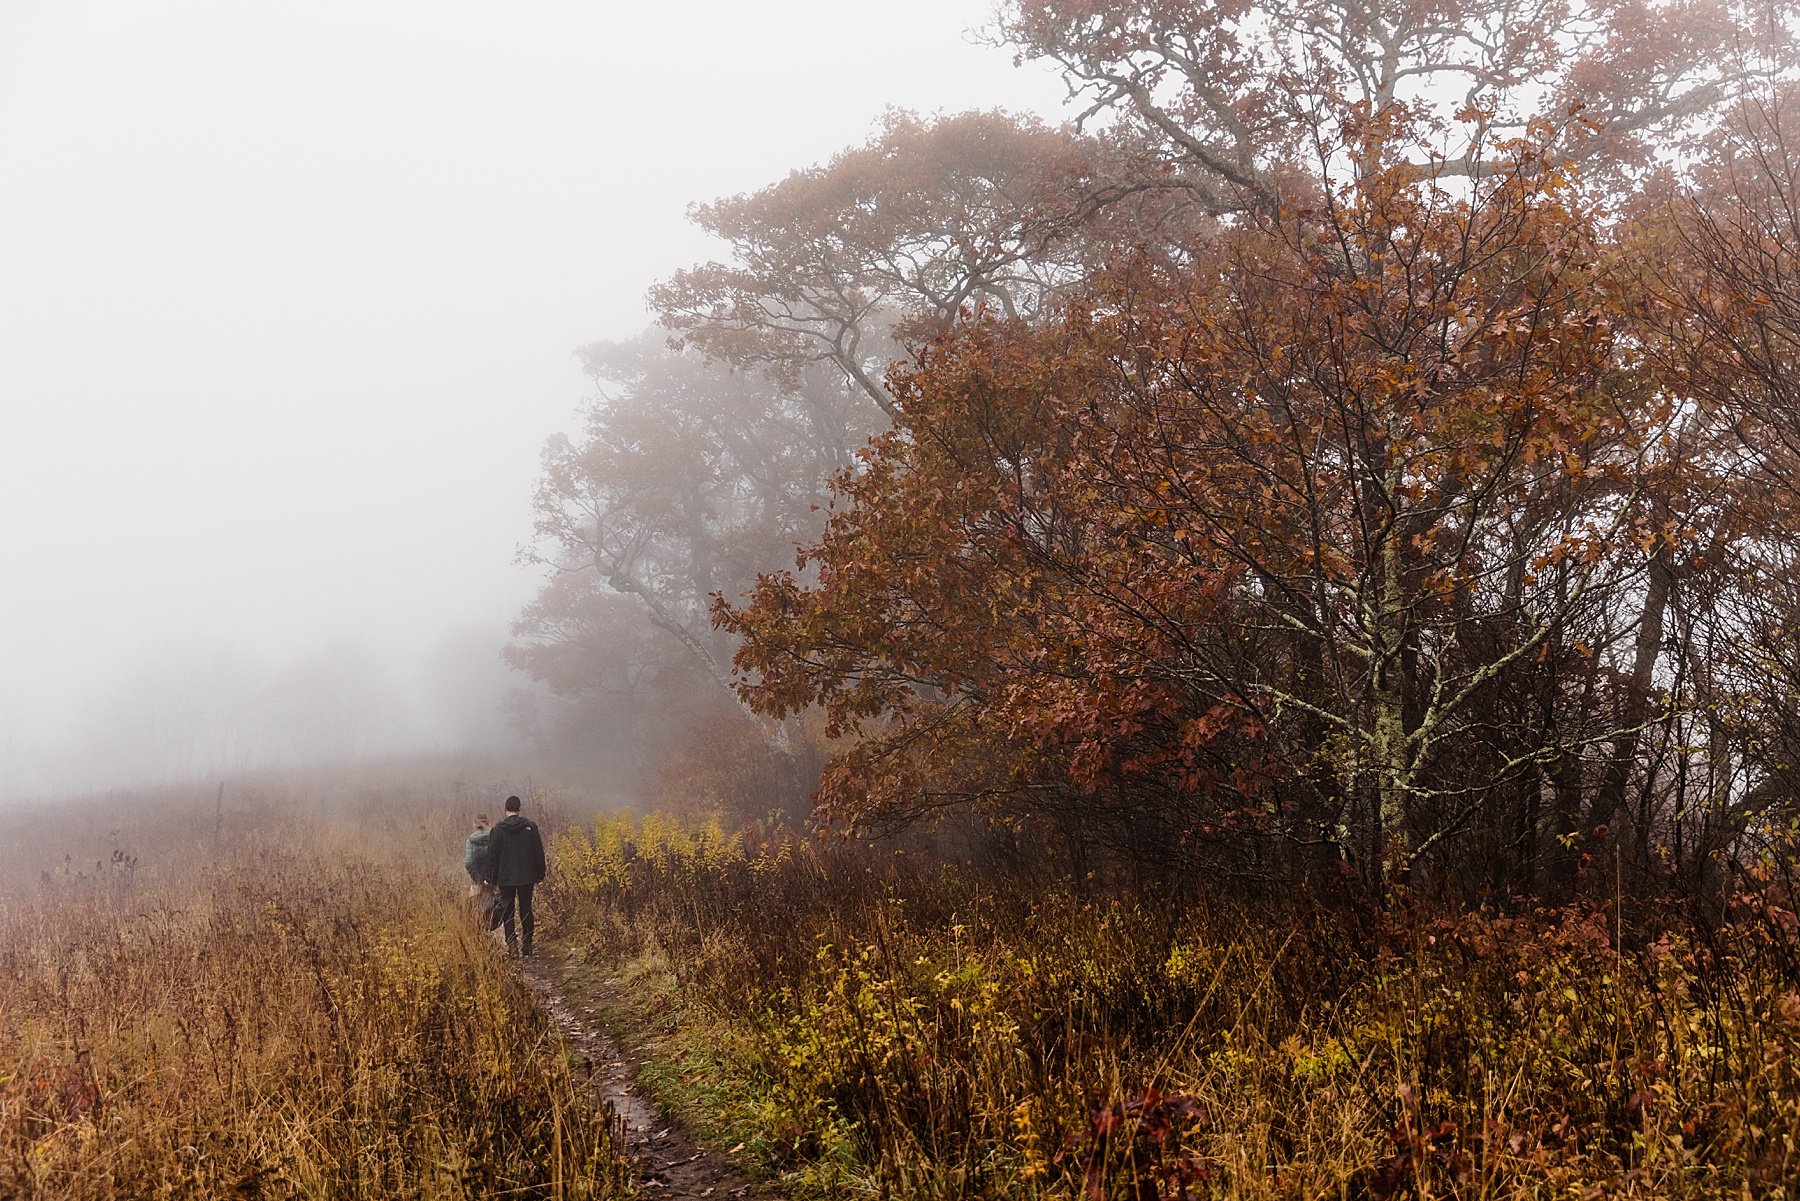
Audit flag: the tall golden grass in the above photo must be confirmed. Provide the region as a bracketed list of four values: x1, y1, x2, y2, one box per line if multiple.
[0, 781, 626, 1200]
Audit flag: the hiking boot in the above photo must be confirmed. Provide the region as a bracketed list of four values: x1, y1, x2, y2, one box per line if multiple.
[521, 942, 534, 958]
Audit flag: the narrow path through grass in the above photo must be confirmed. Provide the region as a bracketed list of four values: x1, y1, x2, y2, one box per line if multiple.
[522, 944, 773, 1199]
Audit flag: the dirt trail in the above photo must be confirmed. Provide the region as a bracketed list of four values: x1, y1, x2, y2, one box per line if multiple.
[521, 958, 765, 1199]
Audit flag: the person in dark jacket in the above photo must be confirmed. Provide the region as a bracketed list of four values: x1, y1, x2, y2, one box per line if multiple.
[484, 795, 547, 956]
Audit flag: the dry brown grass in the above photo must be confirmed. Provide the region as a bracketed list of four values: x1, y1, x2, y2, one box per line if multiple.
[0, 780, 627, 1200]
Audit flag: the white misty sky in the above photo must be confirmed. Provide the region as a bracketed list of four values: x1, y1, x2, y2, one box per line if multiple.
[0, 0, 1069, 791]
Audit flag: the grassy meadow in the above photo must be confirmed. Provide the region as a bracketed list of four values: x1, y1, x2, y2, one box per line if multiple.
[543, 813, 1800, 1200]
[13, 777, 1799, 1199]
[0, 777, 627, 1200]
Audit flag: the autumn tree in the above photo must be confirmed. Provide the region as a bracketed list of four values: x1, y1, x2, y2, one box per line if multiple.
[722, 121, 1704, 890]
[703, 1, 1800, 894]
[653, 110, 1178, 412]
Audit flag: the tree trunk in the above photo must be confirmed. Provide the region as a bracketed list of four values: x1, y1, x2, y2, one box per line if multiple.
[1373, 441, 1412, 882]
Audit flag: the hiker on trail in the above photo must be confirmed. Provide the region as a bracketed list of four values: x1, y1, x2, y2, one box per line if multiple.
[463, 813, 491, 898]
[483, 795, 546, 957]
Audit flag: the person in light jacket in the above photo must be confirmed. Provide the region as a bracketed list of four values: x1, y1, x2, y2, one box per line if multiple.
[484, 795, 547, 956]
[463, 813, 491, 897]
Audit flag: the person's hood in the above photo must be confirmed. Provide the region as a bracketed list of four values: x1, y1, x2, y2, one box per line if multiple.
[494, 814, 532, 831]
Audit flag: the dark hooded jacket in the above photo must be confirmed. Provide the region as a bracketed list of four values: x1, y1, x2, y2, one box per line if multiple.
[484, 813, 546, 887]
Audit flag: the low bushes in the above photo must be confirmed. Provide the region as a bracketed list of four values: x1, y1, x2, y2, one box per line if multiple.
[548, 813, 1800, 1198]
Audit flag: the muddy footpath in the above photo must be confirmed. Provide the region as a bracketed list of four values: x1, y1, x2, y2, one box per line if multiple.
[521, 959, 769, 1199]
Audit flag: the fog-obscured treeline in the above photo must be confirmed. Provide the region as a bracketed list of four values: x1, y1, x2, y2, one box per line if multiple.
[5, 630, 556, 798]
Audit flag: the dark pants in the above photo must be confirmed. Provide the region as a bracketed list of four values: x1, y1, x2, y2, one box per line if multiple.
[490, 883, 535, 951]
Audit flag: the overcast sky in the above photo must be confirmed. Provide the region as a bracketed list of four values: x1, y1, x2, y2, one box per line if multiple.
[0, 0, 1069, 795]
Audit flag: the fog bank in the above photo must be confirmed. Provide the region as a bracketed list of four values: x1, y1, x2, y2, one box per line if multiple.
[0, 1, 1067, 799]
